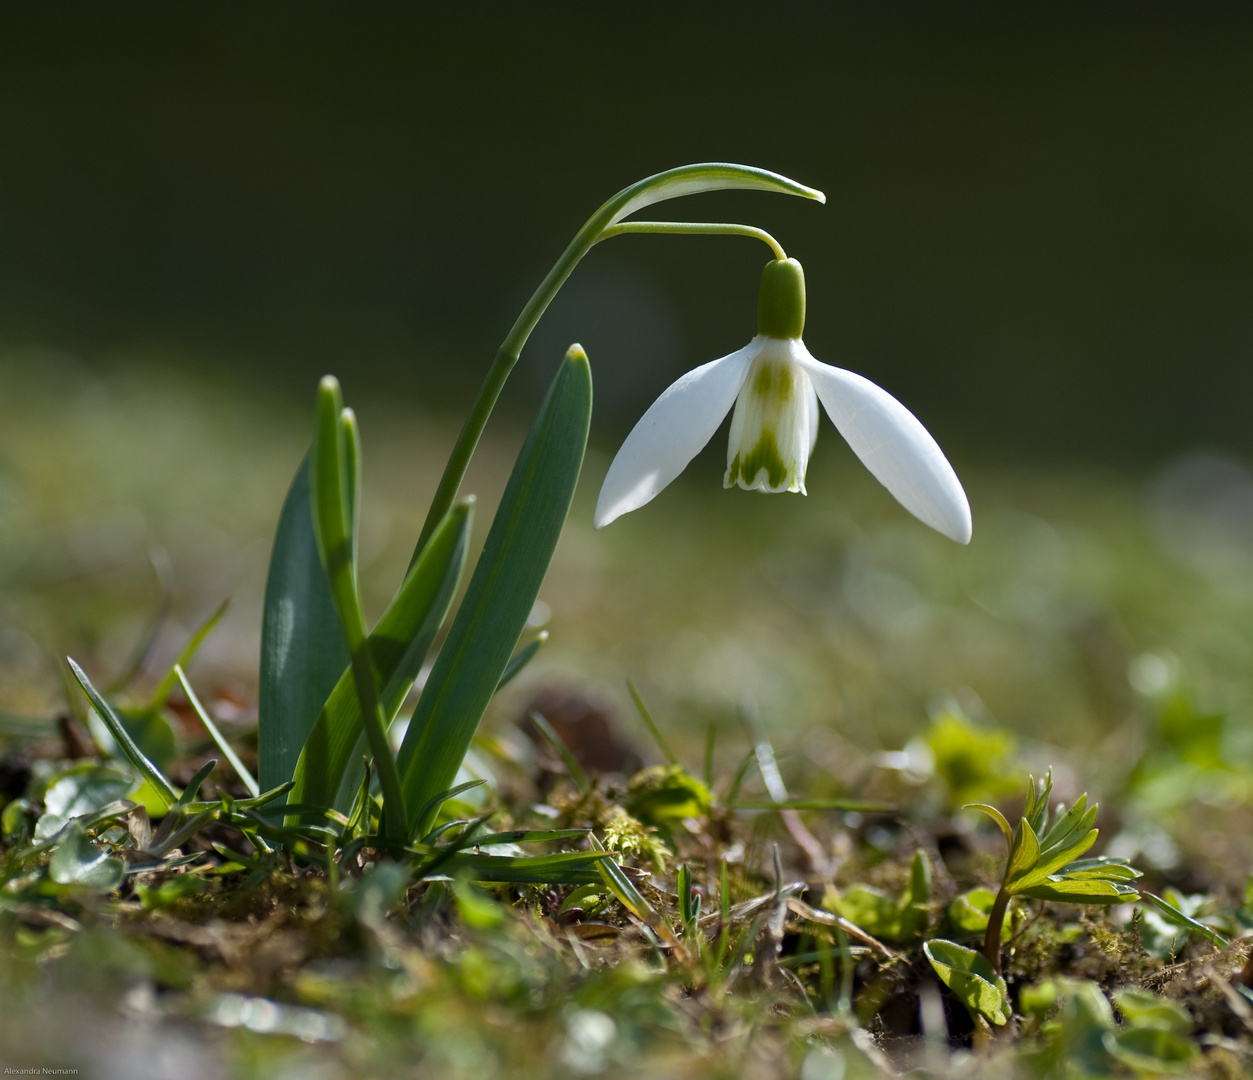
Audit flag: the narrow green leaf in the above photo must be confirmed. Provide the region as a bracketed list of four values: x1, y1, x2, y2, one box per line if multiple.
[594, 848, 656, 923]
[627, 681, 677, 765]
[923, 938, 1011, 1026]
[1140, 891, 1229, 949]
[288, 498, 474, 814]
[1026, 770, 1053, 835]
[497, 631, 546, 692]
[1019, 878, 1135, 904]
[175, 666, 260, 798]
[430, 850, 610, 885]
[150, 599, 229, 709]
[258, 455, 350, 792]
[1039, 794, 1093, 852]
[308, 379, 408, 842]
[412, 779, 487, 843]
[398, 346, 592, 838]
[173, 759, 217, 809]
[443, 828, 590, 852]
[1065, 856, 1143, 879]
[1063, 862, 1142, 881]
[529, 711, 589, 793]
[67, 658, 176, 810]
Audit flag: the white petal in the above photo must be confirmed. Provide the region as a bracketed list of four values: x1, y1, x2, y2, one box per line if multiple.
[795, 344, 972, 544]
[595, 343, 756, 528]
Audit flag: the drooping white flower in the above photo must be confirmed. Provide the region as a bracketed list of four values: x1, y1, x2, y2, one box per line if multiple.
[594, 258, 972, 543]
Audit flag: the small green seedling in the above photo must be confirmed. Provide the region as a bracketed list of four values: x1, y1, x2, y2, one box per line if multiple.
[965, 770, 1142, 971]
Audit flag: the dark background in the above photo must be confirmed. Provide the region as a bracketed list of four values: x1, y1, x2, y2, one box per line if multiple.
[3, 3, 1252, 467]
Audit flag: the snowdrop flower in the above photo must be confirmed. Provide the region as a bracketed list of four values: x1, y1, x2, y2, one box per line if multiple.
[594, 258, 971, 543]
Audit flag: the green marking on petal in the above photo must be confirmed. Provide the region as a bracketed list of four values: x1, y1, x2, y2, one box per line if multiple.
[726, 437, 792, 491]
[724, 344, 812, 493]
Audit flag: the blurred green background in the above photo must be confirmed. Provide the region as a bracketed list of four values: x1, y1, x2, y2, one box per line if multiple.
[4, 5, 1253, 878]
[4, 4, 1253, 460]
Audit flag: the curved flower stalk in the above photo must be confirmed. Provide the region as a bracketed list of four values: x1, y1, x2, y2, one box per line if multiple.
[595, 257, 973, 543]
[411, 163, 825, 561]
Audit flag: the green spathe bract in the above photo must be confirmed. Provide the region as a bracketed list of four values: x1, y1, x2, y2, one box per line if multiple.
[397, 345, 592, 838]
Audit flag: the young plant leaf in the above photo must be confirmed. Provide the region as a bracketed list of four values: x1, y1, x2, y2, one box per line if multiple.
[1018, 877, 1136, 904]
[924, 938, 1012, 1026]
[1005, 818, 1041, 885]
[398, 346, 592, 839]
[258, 455, 350, 792]
[48, 820, 125, 892]
[308, 379, 408, 842]
[1012, 826, 1098, 891]
[965, 803, 1014, 849]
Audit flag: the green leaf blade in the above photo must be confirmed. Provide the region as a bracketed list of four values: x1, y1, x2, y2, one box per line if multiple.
[258, 455, 350, 793]
[289, 499, 474, 815]
[923, 938, 1012, 1026]
[67, 659, 176, 809]
[398, 346, 592, 839]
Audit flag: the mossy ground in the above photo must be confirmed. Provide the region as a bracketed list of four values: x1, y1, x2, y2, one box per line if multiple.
[2, 358, 1253, 1077]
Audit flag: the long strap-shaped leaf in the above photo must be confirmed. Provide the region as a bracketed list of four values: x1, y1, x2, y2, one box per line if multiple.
[309, 380, 409, 842]
[258, 456, 351, 792]
[288, 497, 473, 815]
[398, 345, 592, 838]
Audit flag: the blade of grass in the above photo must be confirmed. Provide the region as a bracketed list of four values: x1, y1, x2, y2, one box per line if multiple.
[627, 680, 676, 765]
[150, 599, 229, 708]
[175, 665, 260, 798]
[497, 632, 547, 691]
[105, 560, 172, 694]
[411, 779, 488, 843]
[529, 712, 590, 793]
[432, 851, 611, 885]
[589, 832, 656, 923]
[67, 658, 177, 810]
[1141, 891, 1229, 949]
